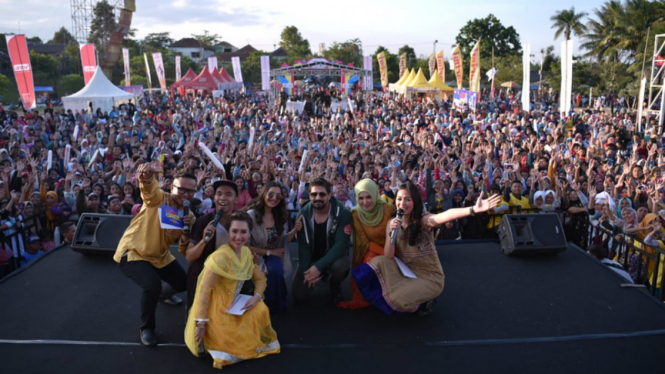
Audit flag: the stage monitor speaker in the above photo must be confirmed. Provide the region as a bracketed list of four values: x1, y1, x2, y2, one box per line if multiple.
[497, 214, 567, 256]
[72, 213, 133, 255]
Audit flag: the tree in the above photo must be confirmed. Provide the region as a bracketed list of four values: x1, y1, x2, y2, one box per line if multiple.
[27, 36, 43, 44]
[191, 30, 220, 46]
[455, 14, 521, 64]
[0, 74, 11, 96]
[143, 32, 174, 52]
[550, 7, 587, 41]
[398, 45, 417, 68]
[57, 74, 85, 96]
[324, 39, 363, 67]
[88, 0, 116, 61]
[29, 51, 60, 85]
[49, 27, 78, 46]
[279, 26, 312, 60]
[0, 73, 18, 102]
[241, 51, 279, 84]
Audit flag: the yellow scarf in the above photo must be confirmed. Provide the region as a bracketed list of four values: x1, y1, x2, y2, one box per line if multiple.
[204, 243, 254, 281]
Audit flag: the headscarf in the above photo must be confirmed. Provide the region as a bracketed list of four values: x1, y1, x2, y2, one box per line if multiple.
[534, 190, 546, 207]
[616, 197, 633, 219]
[594, 191, 616, 213]
[45, 191, 59, 222]
[204, 243, 254, 281]
[352, 179, 386, 227]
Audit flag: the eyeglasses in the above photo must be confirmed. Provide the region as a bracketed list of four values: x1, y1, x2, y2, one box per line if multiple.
[310, 192, 328, 198]
[173, 185, 196, 196]
[268, 192, 283, 200]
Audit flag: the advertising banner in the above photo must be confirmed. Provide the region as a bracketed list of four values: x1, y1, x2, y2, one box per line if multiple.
[260, 55, 270, 91]
[122, 48, 130, 85]
[453, 89, 478, 109]
[80, 43, 97, 85]
[144, 53, 152, 90]
[435, 50, 445, 83]
[469, 40, 480, 93]
[451, 45, 463, 89]
[399, 53, 407, 78]
[428, 53, 436, 78]
[175, 55, 181, 81]
[377, 52, 388, 91]
[152, 52, 166, 92]
[208, 56, 218, 72]
[363, 56, 373, 91]
[5, 34, 36, 109]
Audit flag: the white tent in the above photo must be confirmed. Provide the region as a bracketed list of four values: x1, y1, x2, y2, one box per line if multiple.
[62, 67, 134, 113]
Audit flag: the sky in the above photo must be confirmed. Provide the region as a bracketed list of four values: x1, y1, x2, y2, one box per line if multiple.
[0, 0, 608, 62]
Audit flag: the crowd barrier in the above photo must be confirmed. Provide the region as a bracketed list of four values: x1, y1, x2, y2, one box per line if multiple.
[0, 215, 42, 279]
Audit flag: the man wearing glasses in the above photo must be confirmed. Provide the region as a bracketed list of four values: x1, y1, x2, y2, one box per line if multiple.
[113, 163, 197, 347]
[294, 178, 352, 304]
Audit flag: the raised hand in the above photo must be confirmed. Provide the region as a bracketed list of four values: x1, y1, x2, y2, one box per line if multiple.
[474, 192, 502, 213]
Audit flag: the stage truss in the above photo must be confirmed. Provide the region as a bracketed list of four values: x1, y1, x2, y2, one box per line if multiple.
[646, 34, 665, 133]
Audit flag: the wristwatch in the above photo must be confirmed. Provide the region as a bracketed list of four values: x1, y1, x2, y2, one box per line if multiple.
[469, 206, 476, 216]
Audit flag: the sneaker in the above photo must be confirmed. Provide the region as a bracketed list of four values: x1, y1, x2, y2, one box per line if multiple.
[330, 283, 343, 304]
[417, 300, 435, 317]
[140, 329, 157, 347]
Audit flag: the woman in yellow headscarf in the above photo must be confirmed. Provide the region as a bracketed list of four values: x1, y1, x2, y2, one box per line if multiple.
[185, 212, 279, 369]
[338, 179, 395, 309]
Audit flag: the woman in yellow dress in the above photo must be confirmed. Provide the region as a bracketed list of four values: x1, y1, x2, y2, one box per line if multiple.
[338, 179, 395, 309]
[185, 211, 280, 369]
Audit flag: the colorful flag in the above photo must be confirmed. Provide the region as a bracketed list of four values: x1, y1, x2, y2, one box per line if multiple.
[377, 52, 388, 91]
[451, 45, 463, 89]
[231, 56, 243, 92]
[122, 48, 130, 86]
[436, 51, 445, 83]
[152, 52, 166, 93]
[363, 56, 373, 91]
[5, 34, 36, 109]
[175, 55, 181, 81]
[80, 43, 97, 85]
[260, 56, 270, 91]
[399, 53, 407, 78]
[469, 40, 480, 93]
[143, 53, 152, 90]
[208, 56, 217, 72]
[428, 53, 436, 78]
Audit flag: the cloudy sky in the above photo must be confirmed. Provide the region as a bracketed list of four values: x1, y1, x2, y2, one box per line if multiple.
[1, 0, 607, 60]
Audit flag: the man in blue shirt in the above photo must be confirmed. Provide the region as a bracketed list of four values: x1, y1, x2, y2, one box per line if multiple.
[21, 235, 44, 266]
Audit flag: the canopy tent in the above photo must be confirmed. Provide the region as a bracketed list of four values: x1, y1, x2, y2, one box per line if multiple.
[219, 67, 241, 90]
[389, 69, 415, 93]
[210, 67, 229, 89]
[62, 67, 134, 113]
[407, 68, 432, 88]
[182, 66, 220, 91]
[172, 68, 197, 88]
[428, 70, 455, 92]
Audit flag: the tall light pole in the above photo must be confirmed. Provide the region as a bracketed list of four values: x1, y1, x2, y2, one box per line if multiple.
[433, 40, 438, 55]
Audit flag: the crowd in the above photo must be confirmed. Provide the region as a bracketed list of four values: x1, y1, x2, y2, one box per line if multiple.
[0, 83, 664, 368]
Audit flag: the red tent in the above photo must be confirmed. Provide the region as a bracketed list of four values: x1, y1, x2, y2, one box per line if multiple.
[172, 67, 197, 88]
[219, 67, 235, 83]
[210, 67, 225, 85]
[182, 66, 219, 91]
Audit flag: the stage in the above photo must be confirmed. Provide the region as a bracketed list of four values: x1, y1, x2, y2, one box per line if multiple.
[1, 241, 664, 373]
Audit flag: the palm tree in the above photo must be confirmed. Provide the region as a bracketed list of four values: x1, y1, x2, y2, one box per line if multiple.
[550, 7, 588, 40]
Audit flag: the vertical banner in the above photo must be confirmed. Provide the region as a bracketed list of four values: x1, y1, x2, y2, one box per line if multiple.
[5, 34, 36, 109]
[363, 55, 373, 91]
[566, 40, 574, 114]
[451, 45, 463, 89]
[637, 79, 646, 131]
[522, 43, 531, 112]
[208, 56, 218, 72]
[260, 55, 270, 91]
[559, 41, 566, 114]
[175, 55, 181, 82]
[436, 50, 445, 82]
[377, 52, 388, 91]
[152, 52, 166, 93]
[122, 48, 131, 86]
[399, 53, 407, 78]
[231, 56, 243, 83]
[428, 53, 436, 78]
[144, 53, 152, 91]
[560, 40, 573, 114]
[80, 43, 97, 85]
[469, 40, 480, 93]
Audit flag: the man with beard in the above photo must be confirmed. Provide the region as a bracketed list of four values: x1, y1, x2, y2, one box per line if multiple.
[294, 178, 351, 304]
[184, 178, 238, 308]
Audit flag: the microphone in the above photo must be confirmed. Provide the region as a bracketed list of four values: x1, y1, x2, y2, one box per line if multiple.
[204, 209, 224, 243]
[182, 200, 190, 233]
[391, 208, 404, 245]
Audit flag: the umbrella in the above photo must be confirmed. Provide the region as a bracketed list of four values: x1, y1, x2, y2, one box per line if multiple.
[500, 81, 520, 88]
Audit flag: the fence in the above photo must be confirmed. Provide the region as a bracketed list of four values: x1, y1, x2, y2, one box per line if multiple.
[0, 215, 43, 280]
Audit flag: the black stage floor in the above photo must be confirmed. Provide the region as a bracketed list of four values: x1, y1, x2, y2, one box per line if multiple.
[1, 241, 664, 374]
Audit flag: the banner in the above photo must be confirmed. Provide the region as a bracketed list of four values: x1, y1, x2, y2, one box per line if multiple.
[428, 53, 436, 78]
[560, 40, 573, 114]
[80, 43, 97, 85]
[637, 78, 646, 131]
[208, 56, 218, 72]
[122, 48, 130, 86]
[377, 52, 388, 91]
[451, 45, 463, 89]
[522, 43, 531, 112]
[435, 51, 445, 83]
[152, 52, 166, 92]
[143, 53, 152, 90]
[231, 56, 243, 92]
[5, 34, 36, 109]
[175, 55, 181, 82]
[486, 68, 498, 100]
[453, 89, 478, 109]
[469, 40, 480, 93]
[399, 53, 407, 78]
[363, 56, 373, 91]
[341, 70, 358, 96]
[260, 55, 270, 91]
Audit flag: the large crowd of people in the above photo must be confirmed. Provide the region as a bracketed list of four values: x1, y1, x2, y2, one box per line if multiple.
[0, 83, 663, 368]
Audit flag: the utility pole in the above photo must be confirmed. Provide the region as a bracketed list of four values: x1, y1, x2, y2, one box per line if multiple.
[433, 40, 438, 55]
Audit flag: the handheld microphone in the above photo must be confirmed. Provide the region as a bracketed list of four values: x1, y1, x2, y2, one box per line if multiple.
[204, 209, 224, 243]
[182, 200, 190, 233]
[391, 208, 404, 245]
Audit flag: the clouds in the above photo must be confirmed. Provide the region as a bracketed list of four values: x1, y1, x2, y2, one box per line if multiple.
[134, 1, 270, 28]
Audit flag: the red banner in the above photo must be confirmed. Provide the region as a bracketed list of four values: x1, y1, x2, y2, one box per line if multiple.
[80, 43, 97, 85]
[399, 53, 406, 78]
[5, 34, 36, 109]
[451, 45, 463, 89]
[377, 52, 388, 91]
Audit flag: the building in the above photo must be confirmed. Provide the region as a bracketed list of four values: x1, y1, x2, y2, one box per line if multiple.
[169, 38, 214, 64]
[214, 41, 237, 54]
[271, 47, 288, 61]
[215, 44, 258, 63]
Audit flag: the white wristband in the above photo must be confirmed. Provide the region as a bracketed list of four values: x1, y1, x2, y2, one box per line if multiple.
[255, 293, 263, 301]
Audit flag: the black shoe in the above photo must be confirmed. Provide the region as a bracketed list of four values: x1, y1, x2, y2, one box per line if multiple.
[417, 300, 436, 317]
[160, 295, 182, 306]
[140, 329, 157, 347]
[330, 283, 343, 304]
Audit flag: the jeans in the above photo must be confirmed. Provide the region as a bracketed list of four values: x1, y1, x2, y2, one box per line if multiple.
[292, 255, 350, 303]
[120, 256, 187, 330]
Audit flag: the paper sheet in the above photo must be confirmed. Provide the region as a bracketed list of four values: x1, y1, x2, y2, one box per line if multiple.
[226, 294, 253, 315]
[395, 257, 417, 279]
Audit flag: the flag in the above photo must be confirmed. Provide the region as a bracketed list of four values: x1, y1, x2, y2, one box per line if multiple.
[363, 56, 373, 91]
[399, 53, 407, 78]
[175, 55, 181, 81]
[469, 40, 480, 93]
[144, 53, 152, 90]
[122, 48, 130, 85]
[436, 51, 445, 82]
[522, 43, 531, 112]
[5, 34, 36, 109]
[80, 43, 97, 85]
[377, 52, 388, 91]
[260, 55, 270, 91]
[208, 56, 217, 71]
[428, 53, 436, 78]
[152, 52, 166, 93]
[486, 68, 498, 100]
[451, 45, 463, 89]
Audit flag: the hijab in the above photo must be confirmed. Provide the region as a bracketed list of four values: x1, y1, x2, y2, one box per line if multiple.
[45, 191, 59, 221]
[617, 197, 633, 219]
[352, 179, 386, 227]
[534, 190, 546, 207]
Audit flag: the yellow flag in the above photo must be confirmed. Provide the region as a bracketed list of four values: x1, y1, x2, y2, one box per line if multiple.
[451, 45, 463, 89]
[377, 52, 388, 91]
[469, 40, 481, 93]
[436, 50, 445, 83]
[399, 53, 407, 78]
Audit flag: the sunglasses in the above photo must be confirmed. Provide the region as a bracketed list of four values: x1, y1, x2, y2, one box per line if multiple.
[174, 185, 196, 196]
[310, 192, 328, 198]
[268, 191, 283, 200]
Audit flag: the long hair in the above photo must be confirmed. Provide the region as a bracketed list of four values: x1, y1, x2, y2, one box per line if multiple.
[251, 181, 287, 236]
[398, 181, 424, 247]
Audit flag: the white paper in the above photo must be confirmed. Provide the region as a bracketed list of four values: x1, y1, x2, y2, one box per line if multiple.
[73, 125, 79, 142]
[298, 149, 308, 173]
[226, 294, 253, 315]
[47, 150, 52, 171]
[394, 257, 417, 279]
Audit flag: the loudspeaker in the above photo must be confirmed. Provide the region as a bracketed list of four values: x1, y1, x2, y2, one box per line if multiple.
[72, 213, 133, 255]
[497, 214, 567, 255]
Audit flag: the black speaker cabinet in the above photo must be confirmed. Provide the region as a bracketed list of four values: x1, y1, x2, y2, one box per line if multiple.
[497, 214, 567, 255]
[72, 213, 133, 255]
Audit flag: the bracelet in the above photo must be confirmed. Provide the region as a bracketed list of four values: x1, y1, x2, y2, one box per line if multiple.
[469, 206, 476, 216]
[255, 293, 263, 301]
[194, 318, 209, 322]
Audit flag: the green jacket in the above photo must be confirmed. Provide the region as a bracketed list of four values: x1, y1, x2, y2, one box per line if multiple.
[296, 196, 352, 275]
